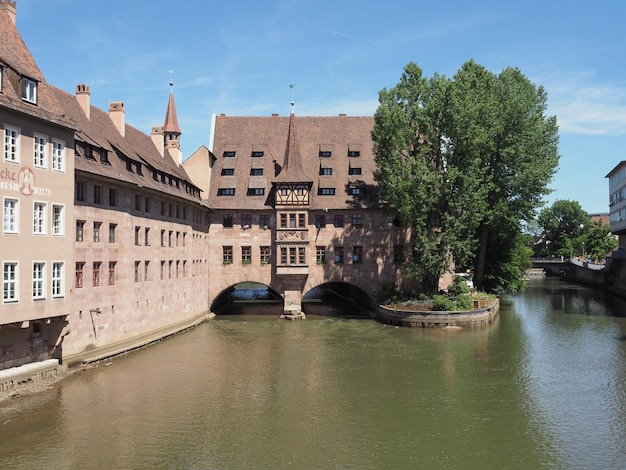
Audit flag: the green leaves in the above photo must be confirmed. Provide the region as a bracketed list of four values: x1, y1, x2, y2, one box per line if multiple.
[373, 60, 560, 293]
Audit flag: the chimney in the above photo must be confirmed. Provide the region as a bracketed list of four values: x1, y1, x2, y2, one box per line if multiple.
[109, 102, 125, 137]
[151, 126, 164, 157]
[76, 84, 90, 119]
[0, 1, 16, 25]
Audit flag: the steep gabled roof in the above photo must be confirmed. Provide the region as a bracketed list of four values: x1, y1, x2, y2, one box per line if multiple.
[50, 85, 201, 203]
[274, 112, 312, 184]
[208, 114, 379, 210]
[0, 6, 74, 129]
[163, 92, 181, 135]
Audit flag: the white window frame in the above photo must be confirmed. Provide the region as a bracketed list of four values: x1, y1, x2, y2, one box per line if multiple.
[4, 125, 20, 163]
[52, 204, 64, 236]
[52, 139, 65, 172]
[3, 197, 19, 234]
[3, 261, 18, 303]
[33, 133, 48, 168]
[22, 77, 37, 104]
[52, 261, 64, 298]
[32, 261, 45, 300]
[33, 201, 46, 235]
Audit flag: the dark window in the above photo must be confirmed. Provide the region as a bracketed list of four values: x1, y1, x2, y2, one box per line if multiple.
[316, 246, 325, 264]
[221, 168, 234, 176]
[241, 214, 252, 227]
[260, 215, 270, 228]
[318, 188, 335, 195]
[223, 246, 233, 264]
[109, 188, 116, 206]
[333, 215, 344, 227]
[319, 150, 331, 157]
[348, 187, 364, 196]
[248, 188, 265, 196]
[93, 185, 101, 204]
[223, 214, 233, 228]
[349, 167, 362, 175]
[223, 151, 236, 157]
[75, 181, 85, 201]
[315, 215, 325, 228]
[250, 168, 263, 176]
[76, 220, 84, 242]
[218, 188, 235, 196]
[320, 167, 332, 176]
[352, 214, 363, 226]
[109, 223, 117, 243]
[348, 150, 360, 157]
[251, 151, 264, 157]
[353, 246, 363, 264]
[334, 247, 344, 264]
[260, 246, 271, 265]
[241, 246, 252, 264]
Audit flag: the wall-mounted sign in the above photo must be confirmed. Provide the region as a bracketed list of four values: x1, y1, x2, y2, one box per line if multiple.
[0, 165, 51, 196]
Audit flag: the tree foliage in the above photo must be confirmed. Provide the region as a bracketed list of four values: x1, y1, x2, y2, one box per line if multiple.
[537, 199, 587, 256]
[372, 60, 559, 293]
[536, 201, 617, 260]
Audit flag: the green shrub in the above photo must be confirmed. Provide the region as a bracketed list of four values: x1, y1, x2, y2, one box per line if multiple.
[455, 294, 473, 310]
[432, 295, 455, 311]
[448, 275, 471, 297]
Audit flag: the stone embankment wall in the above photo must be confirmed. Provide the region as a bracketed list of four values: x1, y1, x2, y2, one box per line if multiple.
[373, 298, 500, 328]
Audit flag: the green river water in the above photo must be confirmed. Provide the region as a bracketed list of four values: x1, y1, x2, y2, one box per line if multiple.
[1, 278, 625, 469]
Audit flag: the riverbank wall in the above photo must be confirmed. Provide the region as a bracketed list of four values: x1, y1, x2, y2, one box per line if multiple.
[373, 298, 500, 328]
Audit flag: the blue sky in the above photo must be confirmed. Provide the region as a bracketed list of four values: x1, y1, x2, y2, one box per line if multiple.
[14, 0, 626, 215]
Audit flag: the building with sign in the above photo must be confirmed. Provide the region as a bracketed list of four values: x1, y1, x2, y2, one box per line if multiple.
[0, 0, 75, 370]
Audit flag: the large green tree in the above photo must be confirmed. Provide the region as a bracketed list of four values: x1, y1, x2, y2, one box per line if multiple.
[537, 199, 588, 256]
[372, 60, 559, 293]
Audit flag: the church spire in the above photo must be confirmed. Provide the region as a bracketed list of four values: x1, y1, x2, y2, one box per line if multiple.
[163, 80, 182, 165]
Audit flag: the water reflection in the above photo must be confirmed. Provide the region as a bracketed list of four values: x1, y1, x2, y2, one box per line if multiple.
[0, 278, 625, 469]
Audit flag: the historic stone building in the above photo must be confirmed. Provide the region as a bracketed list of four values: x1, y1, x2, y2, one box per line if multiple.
[0, 0, 210, 371]
[202, 110, 419, 314]
[0, 0, 76, 370]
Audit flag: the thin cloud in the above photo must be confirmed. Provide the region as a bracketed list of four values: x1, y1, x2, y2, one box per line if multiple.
[322, 29, 408, 52]
[545, 74, 626, 136]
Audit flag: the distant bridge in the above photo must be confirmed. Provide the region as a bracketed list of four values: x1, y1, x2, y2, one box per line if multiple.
[530, 258, 607, 276]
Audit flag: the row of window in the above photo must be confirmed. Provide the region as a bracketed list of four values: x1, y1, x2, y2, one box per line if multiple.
[220, 167, 363, 177]
[3, 126, 66, 171]
[75, 220, 189, 248]
[221, 245, 405, 265]
[2, 261, 64, 303]
[2, 198, 65, 236]
[217, 187, 364, 197]
[220, 213, 365, 229]
[222, 150, 360, 158]
[74, 258, 205, 287]
[75, 181, 204, 224]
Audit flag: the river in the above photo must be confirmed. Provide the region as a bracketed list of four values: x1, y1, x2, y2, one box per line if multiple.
[1, 278, 625, 469]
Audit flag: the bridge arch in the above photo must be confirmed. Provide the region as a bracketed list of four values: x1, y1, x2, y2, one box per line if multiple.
[210, 282, 283, 315]
[302, 282, 376, 318]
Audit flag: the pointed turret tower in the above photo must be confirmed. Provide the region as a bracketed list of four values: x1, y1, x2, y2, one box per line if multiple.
[163, 81, 182, 165]
[273, 95, 313, 318]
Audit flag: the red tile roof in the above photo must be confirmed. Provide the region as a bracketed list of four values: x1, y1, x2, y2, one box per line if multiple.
[209, 114, 379, 210]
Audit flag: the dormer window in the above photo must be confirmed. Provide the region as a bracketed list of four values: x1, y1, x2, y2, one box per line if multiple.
[223, 151, 236, 158]
[251, 151, 264, 157]
[22, 77, 37, 104]
[319, 150, 331, 157]
[348, 150, 360, 157]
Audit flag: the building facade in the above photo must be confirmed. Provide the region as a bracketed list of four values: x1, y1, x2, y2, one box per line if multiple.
[201, 111, 420, 314]
[0, 0, 75, 369]
[1, 1, 210, 371]
[606, 161, 626, 246]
